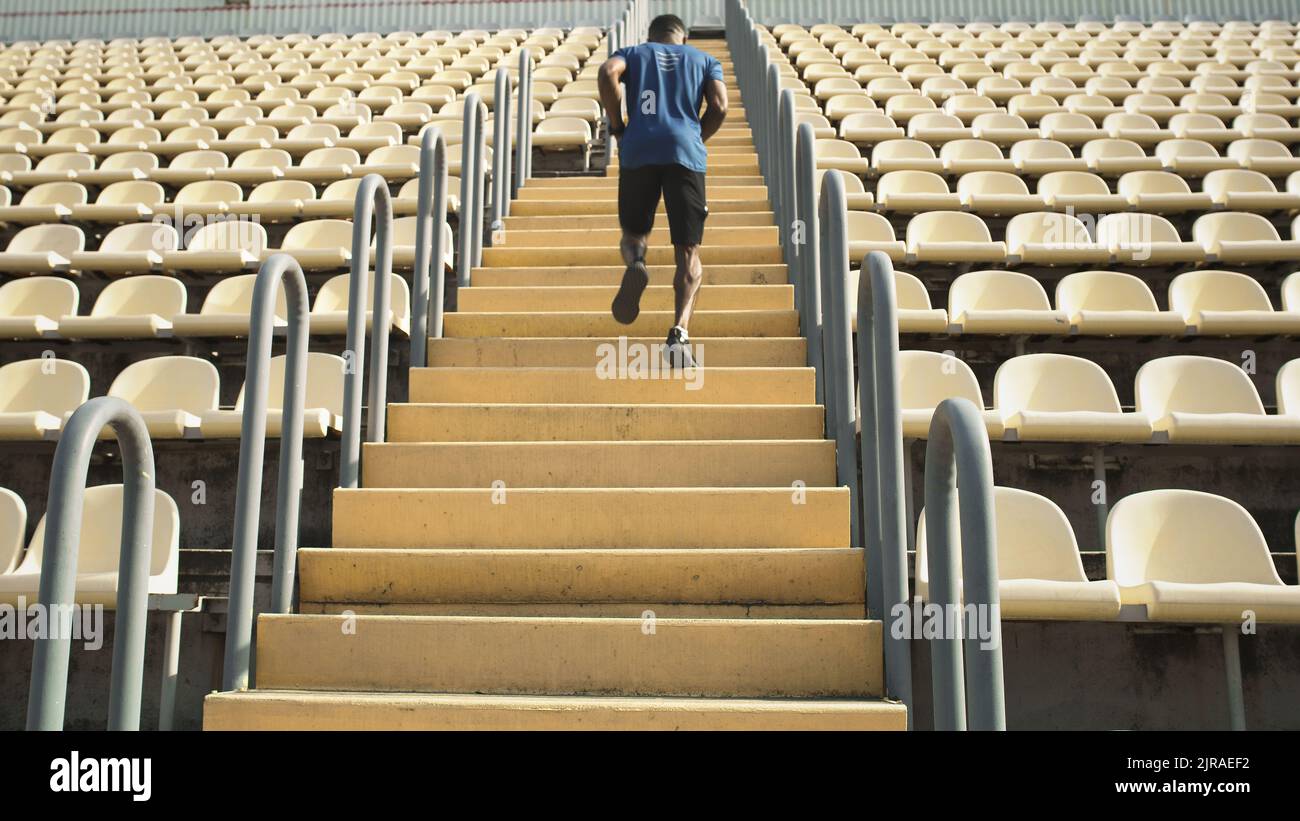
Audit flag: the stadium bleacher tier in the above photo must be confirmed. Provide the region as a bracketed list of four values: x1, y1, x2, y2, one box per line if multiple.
[1, 13, 1299, 730]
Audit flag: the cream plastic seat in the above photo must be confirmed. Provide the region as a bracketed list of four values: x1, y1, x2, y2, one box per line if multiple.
[838, 112, 904, 143]
[100, 356, 219, 438]
[1056, 270, 1187, 336]
[1005, 211, 1109, 265]
[1202, 168, 1300, 211]
[1136, 354, 1300, 443]
[68, 179, 164, 223]
[1169, 112, 1241, 143]
[0, 488, 24, 576]
[225, 179, 316, 222]
[1036, 170, 1127, 211]
[0, 224, 85, 274]
[907, 112, 972, 144]
[171, 273, 288, 338]
[1228, 138, 1300, 176]
[969, 112, 1037, 145]
[58, 275, 186, 338]
[286, 146, 358, 182]
[917, 486, 1122, 620]
[1081, 138, 1163, 175]
[0, 358, 89, 440]
[874, 170, 960, 212]
[0, 484, 179, 607]
[533, 117, 592, 153]
[869, 139, 943, 174]
[1009, 138, 1088, 173]
[310, 271, 411, 335]
[1102, 112, 1171, 144]
[1096, 212, 1205, 265]
[200, 351, 346, 438]
[845, 211, 905, 262]
[1038, 111, 1103, 144]
[1280, 359, 1300, 420]
[890, 349, 1003, 438]
[1116, 169, 1214, 212]
[172, 179, 243, 219]
[939, 139, 1014, 174]
[948, 269, 1070, 334]
[0, 277, 78, 339]
[69, 222, 177, 275]
[162, 218, 267, 273]
[1153, 138, 1235, 176]
[1106, 489, 1300, 622]
[995, 353, 1152, 442]
[1169, 269, 1300, 336]
[814, 138, 870, 174]
[844, 267, 948, 333]
[955, 170, 1044, 215]
[362, 144, 422, 179]
[149, 149, 229, 186]
[1193, 211, 1300, 262]
[905, 211, 1006, 264]
[338, 121, 402, 153]
[5, 180, 88, 223]
[269, 218, 353, 270]
[227, 147, 292, 184]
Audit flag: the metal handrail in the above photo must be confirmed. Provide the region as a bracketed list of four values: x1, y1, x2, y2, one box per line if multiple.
[605, 22, 622, 164]
[924, 397, 1006, 731]
[816, 170, 862, 549]
[410, 129, 449, 367]
[221, 252, 311, 691]
[489, 65, 513, 242]
[339, 173, 394, 490]
[776, 88, 796, 260]
[512, 47, 533, 200]
[795, 122, 824, 405]
[458, 91, 487, 288]
[27, 397, 155, 730]
[856, 249, 914, 721]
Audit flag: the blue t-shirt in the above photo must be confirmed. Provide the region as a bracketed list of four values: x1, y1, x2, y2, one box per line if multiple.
[613, 42, 723, 172]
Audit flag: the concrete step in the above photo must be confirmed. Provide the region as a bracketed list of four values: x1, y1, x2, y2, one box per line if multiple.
[502, 212, 773, 230]
[497, 225, 779, 248]
[332, 487, 849, 549]
[407, 365, 814, 404]
[480, 244, 781, 267]
[443, 309, 798, 338]
[456, 284, 792, 312]
[203, 691, 905, 731]
[515, 185, 767, 201]
[520, 175, 766, 188]
[509, 198, 770, 215]
[424, 336, 805, 367]
[385, 402, 825, 442]
[471, 263, 787, 286]
[360, 439, 837, 488]
[297, 547, 864, 617]
[240, 613, 881, 697]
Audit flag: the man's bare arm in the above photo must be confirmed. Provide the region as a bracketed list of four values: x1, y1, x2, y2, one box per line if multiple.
[700, 78, 728, 143]
[597, 56, 627, 136]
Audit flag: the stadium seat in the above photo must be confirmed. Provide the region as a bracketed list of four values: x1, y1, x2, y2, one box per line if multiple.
[839, 112, 904, 143]
[0, 484, 179, 607]
[170, 273, 288, 338]
[58, 275, 187, 338]
[905, 211, 1006, 263]
[0, 488, 24, 577]
[0, 276, 79, 339]
[874, 170, 960, 211]
[1203, 168, 1300, 211]
[270, 219, 353, 270]
[199, 351, 346, 438]
[1169, 269, 1300, 335]
[1116, 169, 1213, 211]
[1096, 212, 1206, 264]
[956, 170, 1044, 214]
[870, 138, 943, 173]
[6, 180, 87, 223]
[0, 358, 89, 439]
[939, 139, 1014, 173]
[0, 224, 84, 274]
[1106, 489, 1300, 622]
[1056, 270, 1188, 335]
[1194, 212, 1300, 262]
[310, 271, 412, 335]
[163, 218, 268, 273]
[948, 269, 1069, 334]
[892, 349, 1003, 438]
[1135, 354, 1300, 443]
[1005, 211, 1109, 265]
[995, 353, 1153, 442]
[917, 486, 1122, 619]
[846, 211, 906, 261]
[100, 356, 220, 438]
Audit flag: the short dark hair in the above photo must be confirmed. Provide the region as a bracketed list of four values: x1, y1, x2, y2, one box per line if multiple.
[648, 14, 686, 40]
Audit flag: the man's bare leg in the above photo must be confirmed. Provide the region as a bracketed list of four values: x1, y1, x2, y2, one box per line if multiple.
[664, 243, 703, 368]
[611, 232, 650, 325]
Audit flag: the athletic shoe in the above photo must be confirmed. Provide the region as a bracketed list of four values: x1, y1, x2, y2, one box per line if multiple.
[611, 258, 649, 325]
[663, 325, 698, 369]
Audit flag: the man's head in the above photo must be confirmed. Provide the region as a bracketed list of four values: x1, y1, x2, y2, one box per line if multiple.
[648, 14, 687, 44]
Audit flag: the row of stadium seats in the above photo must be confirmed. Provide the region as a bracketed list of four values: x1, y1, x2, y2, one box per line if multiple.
[0, 352, 346, 440]
[0, 217, 454, 275]
[915, 486, 1300, 622]
[0, 484, 178, 607]
[886, 350, 1299, 443]
[0, 271, 412, 339]
[878, 267, 1300, 335]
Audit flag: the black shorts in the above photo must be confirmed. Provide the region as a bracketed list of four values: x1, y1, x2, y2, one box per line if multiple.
[617, 163, 708, 247]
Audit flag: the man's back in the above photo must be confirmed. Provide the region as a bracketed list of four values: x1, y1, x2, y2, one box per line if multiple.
[612, 41, 723, 172]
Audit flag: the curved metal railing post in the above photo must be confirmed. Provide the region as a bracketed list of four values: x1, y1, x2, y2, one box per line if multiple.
[856, 249, 913, 722]
[409, 128, 448, 367]
[221, 253, 310, 691]
[605, 23, 622, 166]
[458, 92, 486, 288]
[795, 121, 824, 405]
[340, 173, 394, 490]
[753, 40, 769, 162]
[513, 47, 533, 199]
[490, 66, 512, 236]
[924, 397, 1006, 731]
[763, 61, 780, 180]
[816, 170, 861, 549]
[777, 88, 796, 262]
[27, 397, 154, 730]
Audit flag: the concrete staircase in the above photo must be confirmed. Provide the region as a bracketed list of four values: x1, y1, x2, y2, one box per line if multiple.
[203, 39, 905, 731]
